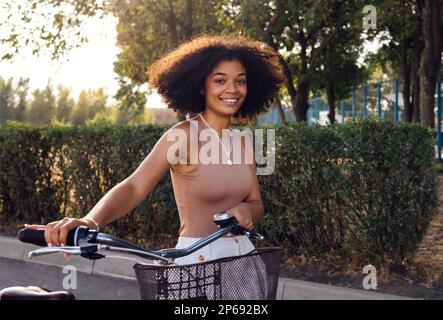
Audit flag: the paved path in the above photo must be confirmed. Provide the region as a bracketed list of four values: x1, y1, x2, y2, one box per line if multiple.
[0, 257, 139, 300]
[0, 235, 415, 300]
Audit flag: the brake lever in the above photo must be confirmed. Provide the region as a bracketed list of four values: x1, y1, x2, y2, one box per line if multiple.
[232, 224, 265, 240]
[241, 228, 265, 240]
[28, 243, 108, 260]
[28, 246, 82, 259]
[213, 212, 265, 240]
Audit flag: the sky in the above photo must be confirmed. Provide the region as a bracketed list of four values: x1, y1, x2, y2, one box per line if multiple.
[0, 13, 166, 108]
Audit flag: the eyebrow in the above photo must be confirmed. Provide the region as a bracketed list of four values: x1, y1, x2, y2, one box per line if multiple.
[211, 72, 246, 77]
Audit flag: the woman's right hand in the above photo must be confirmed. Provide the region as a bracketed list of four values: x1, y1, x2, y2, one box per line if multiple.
[24, 217, 94, 247]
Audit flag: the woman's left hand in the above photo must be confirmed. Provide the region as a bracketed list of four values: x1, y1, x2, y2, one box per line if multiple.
[228, 203, 254, 230]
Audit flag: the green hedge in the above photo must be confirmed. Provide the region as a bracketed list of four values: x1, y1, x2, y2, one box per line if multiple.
[258, 121, 437, 264]
[0, 120, 437, 265]
[0, 122, 178, 243]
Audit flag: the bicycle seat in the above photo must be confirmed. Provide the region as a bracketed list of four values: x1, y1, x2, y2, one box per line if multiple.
[0, 286, 76, 300]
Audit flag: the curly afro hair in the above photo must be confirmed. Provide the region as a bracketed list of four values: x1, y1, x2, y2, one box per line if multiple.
[147, 34, 286, 118]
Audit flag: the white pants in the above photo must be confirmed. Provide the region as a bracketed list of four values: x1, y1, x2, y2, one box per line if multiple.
[170, 236, 268, 300]
[173, 235, 255, 265]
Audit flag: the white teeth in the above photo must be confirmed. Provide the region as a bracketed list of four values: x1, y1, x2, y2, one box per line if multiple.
[222, 99, 238, 103]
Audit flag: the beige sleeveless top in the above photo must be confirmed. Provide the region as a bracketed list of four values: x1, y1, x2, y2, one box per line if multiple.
[170, 120, 254, 237]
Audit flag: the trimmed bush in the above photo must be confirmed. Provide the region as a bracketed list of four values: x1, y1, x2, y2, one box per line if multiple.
[0, 120, 437, 265]
[258, 120, 436, 265]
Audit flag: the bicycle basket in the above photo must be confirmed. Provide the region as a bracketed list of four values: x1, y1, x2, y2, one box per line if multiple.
[133, 247, 282, 300]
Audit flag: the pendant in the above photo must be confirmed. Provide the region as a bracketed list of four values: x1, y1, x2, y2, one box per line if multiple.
[227, 159, 233, 166]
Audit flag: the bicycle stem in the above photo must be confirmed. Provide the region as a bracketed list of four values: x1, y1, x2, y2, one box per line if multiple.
[155, 225, 233, 259]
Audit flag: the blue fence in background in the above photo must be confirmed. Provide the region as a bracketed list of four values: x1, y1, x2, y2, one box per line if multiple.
[257, 80, 442, 160]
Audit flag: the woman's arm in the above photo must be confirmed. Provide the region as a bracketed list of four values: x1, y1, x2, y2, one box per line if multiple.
[227, 163, 265, 230]
[83, 129, 175, 228]
[26, 124, 186, 247]
[228, 134, 265, 230]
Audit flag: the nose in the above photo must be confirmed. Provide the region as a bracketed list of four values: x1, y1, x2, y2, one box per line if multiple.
[225, 80, 239, 94]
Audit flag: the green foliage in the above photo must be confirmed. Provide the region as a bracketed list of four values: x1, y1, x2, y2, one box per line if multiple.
[365, 0, 423, 77]
[0, 0, 105, 60]
[1, 0, 439, 127]
[231, 0, 368, 120]
[0, 120, 437, 265]
[112, 0, 227, 112]
[55, 86, 75, 123]
[0, 122, 178, 239]
[71, 89, 107, 125]
[0, 77, 15, 124]
[257, 120, 436, 265]
[27, 85, 56, 126]
[0, 78, 157, 126]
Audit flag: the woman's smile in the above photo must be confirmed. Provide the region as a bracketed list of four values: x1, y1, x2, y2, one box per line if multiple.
[219, 97, 241, 106]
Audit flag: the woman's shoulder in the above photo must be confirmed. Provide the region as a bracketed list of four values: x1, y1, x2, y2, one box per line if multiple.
[167, 116, 201, 173]
[169, 115, 199, 131]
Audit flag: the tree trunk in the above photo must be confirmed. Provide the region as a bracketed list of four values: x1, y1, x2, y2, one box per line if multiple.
[280, 55, 298, 118]
[275, 93, 287, 125]
[411, 0, 424, 123]
[419, 0, 442, 128]
[411, 44, 423, 123]
[166, 0, 179, 49]
[411, 70, 421, 123]
[326, 82, 336, 125]
[294, 38, 309, 122]
[272, 48, 297, 118]
[262, 32, 298, 118]
[183, 0, 193, 39]
[400, 39, 413, 122]
[294, 76, 310, 122]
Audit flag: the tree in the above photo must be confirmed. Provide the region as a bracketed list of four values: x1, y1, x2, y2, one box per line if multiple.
[229, 0, 298, 119]
[369, 0, 425, 123]
[71, 89, 107, 125]
[27, 84, 56, 125]
[111, 0, 227, 113]
[115, 106, 155, 125]
[0, 77, 15, 124]
[366, 0, 443, 127]
[232, 0, 366, 122]
[0, 77, 30, 124]
[0, 0, 106, 60]
[420, 0, 442, 127]
[311, 33, 367, 124]
[55, 85, 75, 123]
[14, 78, 29, 122]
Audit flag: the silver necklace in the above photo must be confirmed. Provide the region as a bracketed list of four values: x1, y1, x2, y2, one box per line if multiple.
[199, 113, 233, 165]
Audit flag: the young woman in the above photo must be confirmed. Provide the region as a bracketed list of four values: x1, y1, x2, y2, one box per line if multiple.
[25, 34, 284, 266]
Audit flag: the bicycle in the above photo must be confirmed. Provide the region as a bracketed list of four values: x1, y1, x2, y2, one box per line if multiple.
[0, 212, 282, 300]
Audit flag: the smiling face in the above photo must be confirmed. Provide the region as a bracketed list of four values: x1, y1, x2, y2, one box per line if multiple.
[202, 59, 247, 117]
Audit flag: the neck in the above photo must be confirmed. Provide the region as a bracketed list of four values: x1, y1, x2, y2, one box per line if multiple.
[201, 110, 231, 137]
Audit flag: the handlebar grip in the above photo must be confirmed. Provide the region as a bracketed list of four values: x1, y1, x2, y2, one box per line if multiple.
[17, 228, 77, 247]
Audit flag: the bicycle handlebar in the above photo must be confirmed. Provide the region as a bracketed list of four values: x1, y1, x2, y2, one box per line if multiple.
[18, 212, 265, 263]
[18, 227, 87, 247]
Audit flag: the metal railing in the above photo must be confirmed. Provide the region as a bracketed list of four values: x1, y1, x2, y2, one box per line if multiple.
[258, 80, 442, 160]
